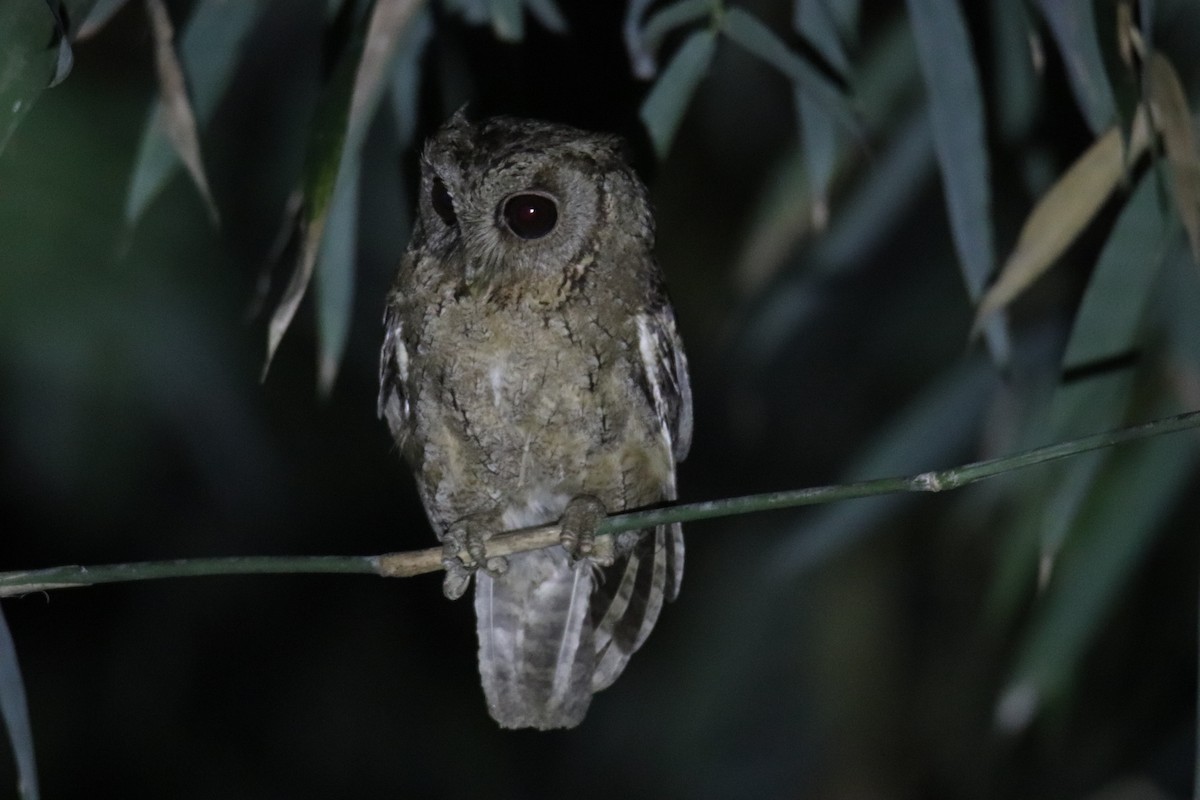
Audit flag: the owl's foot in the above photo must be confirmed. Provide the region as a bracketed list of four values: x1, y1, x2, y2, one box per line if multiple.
[442, 523, 508, 600]
[559, 495, 614, 567]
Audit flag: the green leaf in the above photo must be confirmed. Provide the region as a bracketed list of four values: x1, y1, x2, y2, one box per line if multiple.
[489, 0, 523, 42]
[1145, 51, 1200, 266]
[524, 0, 567, 34]
[990, 0, 1040, 142]
[388, 4, 434, 153]
[986, 172, 1170, 650]
[0, 605, 38, 800]
[639, 29, 717, 159]
[315, 153, 361, 396]
[78, 0, 133, 39]
[638, 0, 713, 72]
[721, 8, 859, 136]
[124, 0, 267, 226]
[793, 0, 857, 229]
[0, 2, 70, 155]
[144, 0, 218, 224]
[1035, 0, 1116, 134]
[997, 425, 1196, 731]
[265, 0, 424, 384]
[624, 0, 661, 78]
[906, 0, 1009, 364]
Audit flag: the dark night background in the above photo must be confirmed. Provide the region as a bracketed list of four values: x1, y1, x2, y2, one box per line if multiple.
[2, 1, 1200, 797]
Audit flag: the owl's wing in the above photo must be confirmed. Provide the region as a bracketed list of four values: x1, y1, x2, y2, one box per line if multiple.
[377, 302, 411, 446]
[633, 299, 693, 463]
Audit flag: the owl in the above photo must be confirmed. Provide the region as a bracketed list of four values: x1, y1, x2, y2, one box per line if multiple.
[378, 112, 692, 730]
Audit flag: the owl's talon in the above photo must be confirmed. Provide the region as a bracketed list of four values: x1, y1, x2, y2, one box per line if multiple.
[559, 495, 610, 566]
[442, 524, 507, 599]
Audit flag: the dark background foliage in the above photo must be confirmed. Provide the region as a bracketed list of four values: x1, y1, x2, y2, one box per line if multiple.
[2, 0, 1199, 797]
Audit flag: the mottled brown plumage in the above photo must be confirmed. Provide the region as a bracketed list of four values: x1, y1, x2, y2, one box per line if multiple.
[378, 113, 691, 729]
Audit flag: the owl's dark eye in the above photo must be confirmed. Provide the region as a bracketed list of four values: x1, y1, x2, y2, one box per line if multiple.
[431, 177, 457, 226]
[501, 193, 558, 240]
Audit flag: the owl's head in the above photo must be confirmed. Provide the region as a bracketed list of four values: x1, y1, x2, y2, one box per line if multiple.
[414, 112, 654, 292]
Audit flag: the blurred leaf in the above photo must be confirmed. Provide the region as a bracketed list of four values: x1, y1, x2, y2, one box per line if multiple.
[794, 0, 856, 229]
[388, 4, 434, 153]
[43, 0, 73, 87]
[144, 0, 218, 224]
[637, 0, 712, 73]
[1039, 172, 1168, 558]
[0, 605, 38, 800]
[975, 107, 1152, 323]
[733, 14, 920, 295]
[996, 422, 1196, 731]
[315, 154, 361, 396]
[793, 0, 855, 73]
[990, 0, 1040, 142]
[1035, 0, 1117, 134]
[125, 0, 267, 227]
[265, 0, 423, 383]
[623, 0, 658, 78]
[639, 29, 716, 159]
[1144, 51, 1200, 265]
[773, 358, 995, 576]
[489, 0, 522, 42]
[77, 0, 132, 39]
[722, 8, 859, 137]
[906, 0, 1009, 364]
[443, 0, 488, 26]
[0, 2, 71, 155]
[523, 0, 566, 34]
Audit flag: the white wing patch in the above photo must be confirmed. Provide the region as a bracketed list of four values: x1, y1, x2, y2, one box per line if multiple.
[634, 308, 693, 463]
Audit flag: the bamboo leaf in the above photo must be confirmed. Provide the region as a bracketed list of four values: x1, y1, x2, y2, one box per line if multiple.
[125, 0, 266, 227]
[624, 0, 660, 79]
[638, 0, 712, 71]
[523, 0, 567, 34]
[639, 29, 717, 159]
[907, 0, 1011, 363]
[904, 0, 991, 298]
[1040, 172, 1169, 557]
[78, 0, 133, 40]
[143, 0, 218, 224]
[0, 606, 38, 800]
[315, 154, 361, 396]
[794, 0, 856, 228]
[264, 0, 424, 382]
[996, 426, 1196, 731]
[975, 107, 1152, 323]
[1145, 51, 1200, 265]
[489, 0, 523, 42]
[1035, 0, 1117, 134]
[0, 2, 69, 155]
[722, 8, 859, 136]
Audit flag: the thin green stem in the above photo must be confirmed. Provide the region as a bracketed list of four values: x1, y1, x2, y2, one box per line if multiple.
[2, 408, 1198, 598]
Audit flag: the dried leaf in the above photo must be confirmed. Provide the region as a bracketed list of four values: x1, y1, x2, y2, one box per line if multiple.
[1145, 51, 1200, 265]
[144, 0, 218, 224]
[974, 107, 1152, 324]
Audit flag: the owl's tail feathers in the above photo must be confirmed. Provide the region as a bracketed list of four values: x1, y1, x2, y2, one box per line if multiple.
[474, 549, 596, 730]
[590, 522, 684, 692]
